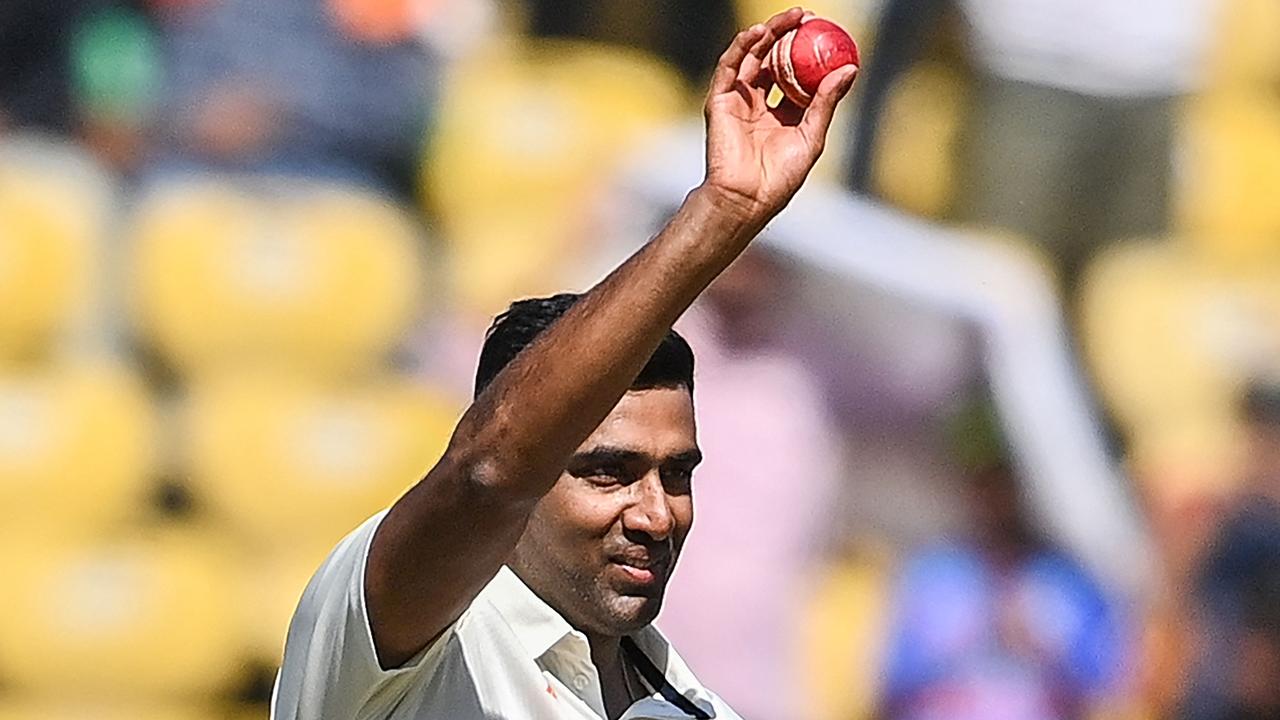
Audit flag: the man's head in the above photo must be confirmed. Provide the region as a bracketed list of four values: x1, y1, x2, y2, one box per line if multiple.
[475, 294, 700, 637]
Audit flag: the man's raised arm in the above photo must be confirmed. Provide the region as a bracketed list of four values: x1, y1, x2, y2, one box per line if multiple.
[365, 7, 858, 668]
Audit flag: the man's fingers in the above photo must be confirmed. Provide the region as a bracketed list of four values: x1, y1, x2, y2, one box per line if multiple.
[751, 60, 776, 92]
[710, 24, 768, 95]
[740, 7, 804, 87]
[736, 27, 777, 87]
[769, 97, 805, 126]
[712, 8, 804, 96]
[763, 6, 806, 38]
[798, 65, 858, 151]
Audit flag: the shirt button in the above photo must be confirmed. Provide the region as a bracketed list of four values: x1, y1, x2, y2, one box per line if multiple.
[573, 675, 589, 691]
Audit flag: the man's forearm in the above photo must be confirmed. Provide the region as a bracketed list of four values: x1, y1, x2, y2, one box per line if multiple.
[449, 185, 763, 497]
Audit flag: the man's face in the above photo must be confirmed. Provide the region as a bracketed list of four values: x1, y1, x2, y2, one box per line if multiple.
[510, 387, 700, 637]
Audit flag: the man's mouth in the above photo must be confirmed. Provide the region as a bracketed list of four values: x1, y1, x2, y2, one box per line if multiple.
[614, 563, 657, 584]
[608, 551, 670, 587]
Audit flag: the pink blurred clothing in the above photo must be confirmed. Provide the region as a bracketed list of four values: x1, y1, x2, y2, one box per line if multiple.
[658, 305, 844, 720]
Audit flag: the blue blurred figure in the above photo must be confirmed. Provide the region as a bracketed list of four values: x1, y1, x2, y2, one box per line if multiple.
[879, 405, 1133, 720]
[1179, 383, 1280, 720]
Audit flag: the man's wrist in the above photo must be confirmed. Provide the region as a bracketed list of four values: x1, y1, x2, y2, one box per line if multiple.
[686, 183, 770, 243]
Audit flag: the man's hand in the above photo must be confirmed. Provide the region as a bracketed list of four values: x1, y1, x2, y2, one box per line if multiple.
[702, 8, 858, 222]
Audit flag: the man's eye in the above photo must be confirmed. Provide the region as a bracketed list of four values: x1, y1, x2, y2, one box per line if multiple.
[587, 466, 625, 483]
[662, 467, 694, 489]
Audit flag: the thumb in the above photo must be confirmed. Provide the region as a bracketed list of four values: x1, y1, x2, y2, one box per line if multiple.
[799, 64, 858, 153]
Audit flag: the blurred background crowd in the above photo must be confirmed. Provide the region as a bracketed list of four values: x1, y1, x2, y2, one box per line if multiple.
[1, 0, 1278, 718]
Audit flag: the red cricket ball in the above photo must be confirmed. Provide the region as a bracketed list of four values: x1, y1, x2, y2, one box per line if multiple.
[768, 16, 860, 108]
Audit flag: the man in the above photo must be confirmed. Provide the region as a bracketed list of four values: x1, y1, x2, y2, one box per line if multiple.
[271, 8, 858, 719]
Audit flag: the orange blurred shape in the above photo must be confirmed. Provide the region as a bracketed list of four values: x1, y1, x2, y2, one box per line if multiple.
[0, 530, 241, 700]
[128, 180, 426, 378]
[0, 363, 156, 533]
[328, 0, 438, 44]
[183, 370, 459, 547]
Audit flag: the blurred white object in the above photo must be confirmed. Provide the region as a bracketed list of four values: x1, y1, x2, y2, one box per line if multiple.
[418, 0, 498, 59]
[958, 0, 1219, 96]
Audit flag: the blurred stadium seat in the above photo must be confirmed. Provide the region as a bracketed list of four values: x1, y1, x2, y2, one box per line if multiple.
[128, 180, 426, 377]
[735, 0, 860, 29]
[0, 701, 224, 720]
[422, 40, 687, 312]
[0, 362, 156, 533]
[1079, 241, 1280, 498]
[0, 135, 113, 364]
[801, 556, 892, 720]
[238, 544, 333, 668]
[183, 371, 459, 546]
[869, 62, 966, 219]
[0, 530, 242, 700]
[1203, 0, 1280, 91]
[1177, 94, 1280, 262]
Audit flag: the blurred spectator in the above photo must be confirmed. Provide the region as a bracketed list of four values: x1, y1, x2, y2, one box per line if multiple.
[521, 0, 736, 86]
[878, 401, 1132, 720]
[1178, 382, 1280, 720]
[0, 1, 95, 134]
[657, 248, 845, 720]
[0, 0, 160, 169]
[150, 0, 440, 196]
[850, 0, 1219, 296]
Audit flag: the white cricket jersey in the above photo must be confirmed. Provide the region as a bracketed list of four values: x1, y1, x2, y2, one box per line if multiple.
[271, 511, 744, 720]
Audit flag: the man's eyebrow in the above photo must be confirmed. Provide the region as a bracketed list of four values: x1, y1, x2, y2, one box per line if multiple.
[666, 449, 703, 467]
[568, 447, 649, 467]
[567, 446, 703, 467]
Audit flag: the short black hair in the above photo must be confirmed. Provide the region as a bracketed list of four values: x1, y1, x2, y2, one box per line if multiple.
[474, 293, 695, 399]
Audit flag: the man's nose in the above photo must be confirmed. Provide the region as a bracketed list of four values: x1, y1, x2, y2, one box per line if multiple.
[625, 471, 675, 541]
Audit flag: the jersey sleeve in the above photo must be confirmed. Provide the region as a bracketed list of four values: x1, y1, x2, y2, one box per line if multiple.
[270, 511, 456, 720]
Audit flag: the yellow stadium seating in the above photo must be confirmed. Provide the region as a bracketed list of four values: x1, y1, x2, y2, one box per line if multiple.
[238, 544, 334, 668]
[1177, 94, 1280, 265]
[735, 0, 862, 31]
[0, 362, 156, 533]
[1202, 0, 1280, 91]
[1079, 241, 1280, 498]
[183, 371, 460, 546]
[871, 62, 966, 219]
[447, 212, 587, 317]
[229, 705, 271, 720]
[422, 40, 688, 311]
[128, 180, 426, 377]
[0, 701, 224, 720]
[801, 553, 893, 720]
[0, 529, 242, 700]
[0, 137, 112, 364]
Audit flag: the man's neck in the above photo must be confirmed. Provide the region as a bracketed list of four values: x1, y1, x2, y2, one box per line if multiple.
[586, 631, 634, 720]
[586, 630, 622, 671]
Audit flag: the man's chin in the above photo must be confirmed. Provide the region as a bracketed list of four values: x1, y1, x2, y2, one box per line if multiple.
[603, 591, 663, 632]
